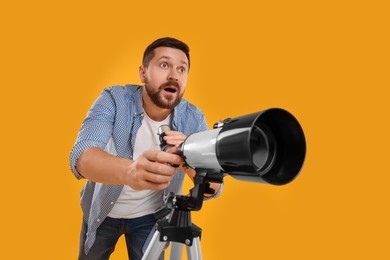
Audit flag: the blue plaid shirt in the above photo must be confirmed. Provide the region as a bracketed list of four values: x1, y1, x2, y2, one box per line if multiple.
[70, 85, 222, 254]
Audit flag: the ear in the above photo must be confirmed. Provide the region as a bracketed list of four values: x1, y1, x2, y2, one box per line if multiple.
[139, 65, 146, 83]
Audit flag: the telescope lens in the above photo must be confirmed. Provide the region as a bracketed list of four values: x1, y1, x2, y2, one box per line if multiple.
[250, 125, 276, 172]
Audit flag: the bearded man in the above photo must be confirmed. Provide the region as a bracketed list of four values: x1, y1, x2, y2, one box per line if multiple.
[70, 37, 222, 260]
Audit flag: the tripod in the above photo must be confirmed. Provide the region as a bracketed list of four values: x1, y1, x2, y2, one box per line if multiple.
[142, 169, 220, 260]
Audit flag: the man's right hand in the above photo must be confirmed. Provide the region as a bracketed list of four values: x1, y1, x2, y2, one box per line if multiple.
[125, 150, 183, 190]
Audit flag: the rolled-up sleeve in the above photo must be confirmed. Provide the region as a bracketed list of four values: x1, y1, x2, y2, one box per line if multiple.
[70, 88, 116, 179]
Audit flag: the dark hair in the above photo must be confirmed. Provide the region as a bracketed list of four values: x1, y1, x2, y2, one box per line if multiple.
[142, 37, 190, 69]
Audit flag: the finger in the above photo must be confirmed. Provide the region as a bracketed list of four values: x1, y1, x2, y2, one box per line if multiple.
[138, 157, 177, 177]
[163, 131, 187, 141]
[142, 169, 174, 183]
[165, 146, 179, 154]
[164, 136, 186, 147]
[164, 130, 184, 136]
[139, 155, 180, 178]
[163, 134, 186, 141]
[143, 150, 182, 166]
[165, 139, 185, 146]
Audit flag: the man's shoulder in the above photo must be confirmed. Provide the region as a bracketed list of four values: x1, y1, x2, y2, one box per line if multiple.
[105, 84, 142, 96]
[174, 100, 207, 133]
[177, 99, 204, 116]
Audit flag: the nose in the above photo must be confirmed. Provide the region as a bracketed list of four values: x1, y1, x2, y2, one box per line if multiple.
[168, 69, 179, 82]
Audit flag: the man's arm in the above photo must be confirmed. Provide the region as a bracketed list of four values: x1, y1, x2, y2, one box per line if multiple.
[76, 147, 183, 190]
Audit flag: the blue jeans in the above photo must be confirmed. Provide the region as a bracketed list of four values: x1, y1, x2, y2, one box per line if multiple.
[78, 214, 164, 260]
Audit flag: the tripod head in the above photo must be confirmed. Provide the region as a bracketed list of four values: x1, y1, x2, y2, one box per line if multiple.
[154, 168, 223, 223]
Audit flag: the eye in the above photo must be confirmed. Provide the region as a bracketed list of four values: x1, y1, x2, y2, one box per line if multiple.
[160, 62, 169, 69]
[178, 67, 187, 74]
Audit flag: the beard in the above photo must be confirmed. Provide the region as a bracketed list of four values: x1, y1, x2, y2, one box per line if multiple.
[144, 80, 183, 109]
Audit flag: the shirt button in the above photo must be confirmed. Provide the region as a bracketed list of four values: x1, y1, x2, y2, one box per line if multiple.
[97, 218, 100, 222]
[110, 202, 114, 205]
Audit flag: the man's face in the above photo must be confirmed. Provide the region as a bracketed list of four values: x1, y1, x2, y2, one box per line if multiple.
[140, 47, 189, 109]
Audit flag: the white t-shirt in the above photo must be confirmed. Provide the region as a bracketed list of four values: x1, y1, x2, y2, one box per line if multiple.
[108, 112, 170, 219]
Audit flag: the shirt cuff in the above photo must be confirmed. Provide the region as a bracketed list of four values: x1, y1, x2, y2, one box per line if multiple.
[69, 140, 105, 180]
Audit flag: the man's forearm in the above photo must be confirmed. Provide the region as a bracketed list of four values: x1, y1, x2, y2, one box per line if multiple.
[76, 147, 132, 184]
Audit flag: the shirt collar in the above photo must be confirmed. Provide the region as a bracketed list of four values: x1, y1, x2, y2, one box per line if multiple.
[133, 86, 144, 116]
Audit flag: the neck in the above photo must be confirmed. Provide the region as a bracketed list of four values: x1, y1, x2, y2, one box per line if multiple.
[142, 91, 172, 121]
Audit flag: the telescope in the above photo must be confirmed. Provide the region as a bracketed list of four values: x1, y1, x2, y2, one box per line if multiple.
[161, 107, 306, 185]
[144, 108, 306, 260]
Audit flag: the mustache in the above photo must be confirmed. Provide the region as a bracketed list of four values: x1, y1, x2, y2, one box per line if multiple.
[160, 81, 180, 90]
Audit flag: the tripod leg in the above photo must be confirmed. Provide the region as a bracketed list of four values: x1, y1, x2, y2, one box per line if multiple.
[169, 242, 184, 260]
[186, 237, 202, 260]
[142, 231, 166, 260]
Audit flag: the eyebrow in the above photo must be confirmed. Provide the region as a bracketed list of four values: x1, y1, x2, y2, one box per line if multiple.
[158, 56, 188, 67]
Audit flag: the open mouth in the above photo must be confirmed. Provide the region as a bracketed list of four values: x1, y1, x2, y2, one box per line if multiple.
[163, 86, 178, 94]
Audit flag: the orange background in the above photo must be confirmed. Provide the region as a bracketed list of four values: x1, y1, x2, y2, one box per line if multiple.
[1, 0, 389, 259]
